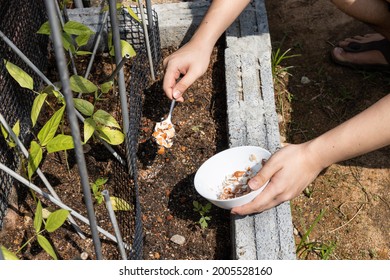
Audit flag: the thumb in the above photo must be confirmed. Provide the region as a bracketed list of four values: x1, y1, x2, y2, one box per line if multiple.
[248, 159, 280, 190]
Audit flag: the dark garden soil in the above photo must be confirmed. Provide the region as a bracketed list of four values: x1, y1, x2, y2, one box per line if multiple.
[1, 0, 390, 260]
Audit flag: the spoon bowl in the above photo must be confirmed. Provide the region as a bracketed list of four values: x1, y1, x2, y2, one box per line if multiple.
[153, 99, 176, 148]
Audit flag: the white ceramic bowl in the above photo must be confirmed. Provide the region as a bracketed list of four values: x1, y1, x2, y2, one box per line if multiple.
[194, 146, 271, 210]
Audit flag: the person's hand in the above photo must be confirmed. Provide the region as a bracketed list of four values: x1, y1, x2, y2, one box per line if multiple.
[162, 41, 213, 102]
[231, 142, 325, 215]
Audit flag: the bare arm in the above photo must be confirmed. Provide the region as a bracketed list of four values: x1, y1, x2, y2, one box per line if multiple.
[163, 0, 251, 101]
[232, 94, 390, 215]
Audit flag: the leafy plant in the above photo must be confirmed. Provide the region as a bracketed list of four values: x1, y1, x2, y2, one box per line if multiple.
[3, 59, 124, 180]
[13, 200, 70, 260]
[296, 209, 336, 259]
[193, 201, 212, 229]
[91, 177, 108, 204]
[37, 20, 94, 56]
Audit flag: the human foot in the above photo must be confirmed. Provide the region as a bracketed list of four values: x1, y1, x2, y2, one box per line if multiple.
[331, 33, 390, 71]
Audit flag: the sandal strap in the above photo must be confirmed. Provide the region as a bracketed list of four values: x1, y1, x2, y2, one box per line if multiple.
[344, 39, 390, 64]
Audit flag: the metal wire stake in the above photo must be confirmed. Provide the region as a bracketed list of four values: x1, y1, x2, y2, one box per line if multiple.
[102, 190, 127, 260]
[44, 0, 103, 259]
[138, 0, 156, 81]
[84, 10, 109, 80]
[108, 0, 130, 135]
[106, 53, 130, 82]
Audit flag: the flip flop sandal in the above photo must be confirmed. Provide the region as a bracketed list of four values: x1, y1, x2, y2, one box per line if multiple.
[331, 39, 390, 71]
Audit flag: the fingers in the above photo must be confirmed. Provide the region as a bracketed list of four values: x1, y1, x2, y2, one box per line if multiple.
[248, 156, 281, 191]
[231, 180, 286, 215]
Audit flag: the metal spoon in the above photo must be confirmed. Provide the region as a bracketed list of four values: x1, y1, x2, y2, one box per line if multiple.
[165, 98, 176, 124]
[153, 99, 176, 148]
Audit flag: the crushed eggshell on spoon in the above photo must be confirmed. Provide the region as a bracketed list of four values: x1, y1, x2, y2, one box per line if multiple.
[153, 99, 176, 148]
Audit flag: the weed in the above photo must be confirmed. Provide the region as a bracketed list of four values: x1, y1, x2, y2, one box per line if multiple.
[271, 47, 300, 81]
[296, 209, 336, 259]
[193, 201, 212, 229]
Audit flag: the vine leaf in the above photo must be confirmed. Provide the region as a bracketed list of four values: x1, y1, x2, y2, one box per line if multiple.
[31, 93, 48, 127]
[28, 140, 43, 180]
[84, 117, 96, 143]
[46, 134, 75, 153]
[37, 235, 57, 260]
[45, 209, 70, 233]
[96, 126, 124, 145]
[93, 109, 121, 129]
[63, 21, 94, 36]
[110, 196, 133, 211]
[33, 200, 43, 233]
[37, 106, 65, 147]
[4, 60, 34, 90]
[0, 246, 19, 260]
[70, 75, 98, 94]
[73, 98, 94, 116]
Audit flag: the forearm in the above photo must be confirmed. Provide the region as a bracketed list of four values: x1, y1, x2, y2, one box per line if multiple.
[189, 0, 251, 50]
[309, 94, 390, 168]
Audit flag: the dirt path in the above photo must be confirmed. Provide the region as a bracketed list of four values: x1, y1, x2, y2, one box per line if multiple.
[265, 0, 390, 259]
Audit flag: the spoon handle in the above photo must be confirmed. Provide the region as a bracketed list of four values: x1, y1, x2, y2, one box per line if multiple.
[167, 99, 176, 122]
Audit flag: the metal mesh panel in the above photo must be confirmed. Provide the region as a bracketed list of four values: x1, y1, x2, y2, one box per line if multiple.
[0, 0, 48, 228]
[106, 8, 161, 259]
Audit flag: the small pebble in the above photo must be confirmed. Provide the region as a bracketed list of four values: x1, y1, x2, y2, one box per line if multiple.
[170, 234, 185, 245]
[301, 76, 310, 84]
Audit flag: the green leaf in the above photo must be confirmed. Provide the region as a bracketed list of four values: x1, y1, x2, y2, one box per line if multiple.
[93, 109, 121, 128]
[0, 246, 19, 260]
[95, 177, 108, 186]
[61, 32, 76, 53]
[46, 134, 75, 153]
[12, 120, 20, 138]
[100, 81, 113, 94]
[83, 118, 96, 143]
[110, 196, 133, 211]
[0, 123, 8, 139]
[36, 21, 51, 35]
[63, 21, 94, 35]
[45, 209, 69, 233]
[31, 93, 48, 127]
[34, 200, 43, 233]
[28, 140, 43, 180]
[109, 40, 136, 58]
[75, 33, 91, 47]
[75, 50, 92, 56]
[96, 126, 124, 145]
[126, 7, 141, 22]
[70, 75, 98, 94]
[4, 60, 34, 90]
[73, 98, 94, 116]
[37, 235, 57, 260]
[37, 106, 65, 146]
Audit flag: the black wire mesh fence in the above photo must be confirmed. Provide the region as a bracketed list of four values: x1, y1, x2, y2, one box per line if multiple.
[0, 0, 48, 229]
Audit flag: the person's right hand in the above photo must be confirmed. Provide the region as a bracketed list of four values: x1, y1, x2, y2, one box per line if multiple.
[162, 41, 213, 102]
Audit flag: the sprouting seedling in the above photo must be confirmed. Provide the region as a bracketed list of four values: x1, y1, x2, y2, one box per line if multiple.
[91, 177, 133, 211]
[193, 201, 212, 229]
[13, 200, 70, 260]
